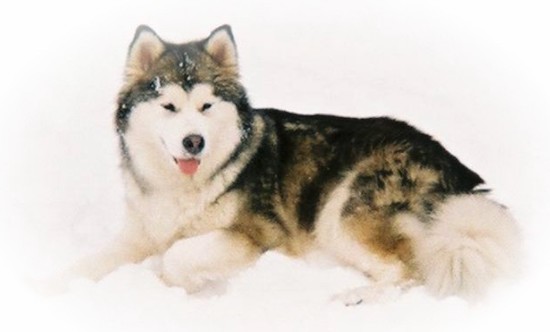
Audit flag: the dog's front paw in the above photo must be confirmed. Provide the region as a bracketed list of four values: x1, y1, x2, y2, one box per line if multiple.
[157, 231, 259, 295]
[160, 267, 208, 293]
[158, 245, 225, 294]
[160, 263, 228, 296]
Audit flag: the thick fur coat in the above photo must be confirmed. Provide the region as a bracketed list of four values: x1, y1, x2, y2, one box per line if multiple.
[67, 25, 520, 304]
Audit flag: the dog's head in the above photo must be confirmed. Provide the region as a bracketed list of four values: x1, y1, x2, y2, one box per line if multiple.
[116, 25, 252, 187]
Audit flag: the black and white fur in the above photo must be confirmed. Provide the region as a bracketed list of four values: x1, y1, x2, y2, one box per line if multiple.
[63, 25, 521, 305]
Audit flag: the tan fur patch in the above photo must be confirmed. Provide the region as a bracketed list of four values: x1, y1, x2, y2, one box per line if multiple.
[337, 144, 445, 280]
[342, 212, 417, 280]
[229, 206, 287, 251]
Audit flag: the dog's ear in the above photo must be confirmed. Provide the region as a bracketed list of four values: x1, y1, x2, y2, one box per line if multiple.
[125, 25, 165, 82]
[204, 25, 238, 69]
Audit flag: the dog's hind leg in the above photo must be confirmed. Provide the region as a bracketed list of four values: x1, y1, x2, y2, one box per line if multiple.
[314, 170, 419, 305]
[317, 215, 413, 307]
[317, 210, 416, 305]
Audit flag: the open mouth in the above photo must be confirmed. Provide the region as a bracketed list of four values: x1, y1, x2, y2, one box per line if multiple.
[174, 158, 201, 175]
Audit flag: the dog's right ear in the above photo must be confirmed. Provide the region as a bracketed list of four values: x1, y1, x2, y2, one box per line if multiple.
[125, 25, 165, 82]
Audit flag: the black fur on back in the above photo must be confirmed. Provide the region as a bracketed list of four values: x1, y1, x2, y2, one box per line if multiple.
[230, 108, 484, 231]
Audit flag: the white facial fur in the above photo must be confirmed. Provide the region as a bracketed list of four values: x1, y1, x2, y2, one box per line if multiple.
[123, 83, 243, 187]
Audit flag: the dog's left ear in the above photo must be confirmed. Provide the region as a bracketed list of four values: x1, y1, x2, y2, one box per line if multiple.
[204, 25, 238, 69]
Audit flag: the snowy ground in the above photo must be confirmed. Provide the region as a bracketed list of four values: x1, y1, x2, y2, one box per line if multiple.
[1, 1, 549, 331]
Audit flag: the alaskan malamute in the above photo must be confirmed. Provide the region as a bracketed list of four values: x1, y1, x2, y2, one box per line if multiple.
[70, 25, 520, 304]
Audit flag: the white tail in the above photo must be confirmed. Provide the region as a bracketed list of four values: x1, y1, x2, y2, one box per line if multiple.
[398, 194, 521, 301]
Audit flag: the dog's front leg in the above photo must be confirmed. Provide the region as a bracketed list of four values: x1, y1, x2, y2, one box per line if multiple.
[160, 229, 262, 293]
[38, 222, 155, 295]
[63, 222, 155, 281]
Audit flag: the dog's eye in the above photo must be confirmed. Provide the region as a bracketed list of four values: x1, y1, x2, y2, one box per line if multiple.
[201, 103, 212, 112]
[162, 103, 176, 112]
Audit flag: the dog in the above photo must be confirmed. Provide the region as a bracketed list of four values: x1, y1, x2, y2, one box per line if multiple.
[67, 25, 520, 305]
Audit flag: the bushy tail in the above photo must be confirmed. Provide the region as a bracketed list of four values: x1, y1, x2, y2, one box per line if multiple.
[399, 194, 521, 301]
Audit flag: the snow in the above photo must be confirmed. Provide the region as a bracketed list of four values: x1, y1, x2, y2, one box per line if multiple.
[152, 76, 161, 92]
[1, 1, 549, 331]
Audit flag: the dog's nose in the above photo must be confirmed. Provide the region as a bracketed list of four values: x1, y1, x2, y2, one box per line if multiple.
[182, 134, 205, 155]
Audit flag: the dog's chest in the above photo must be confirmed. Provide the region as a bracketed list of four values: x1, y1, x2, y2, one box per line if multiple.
[129, 189, 242, 248]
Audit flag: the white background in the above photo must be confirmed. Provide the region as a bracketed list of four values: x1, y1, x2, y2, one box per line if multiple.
[1, 1, 549, 331]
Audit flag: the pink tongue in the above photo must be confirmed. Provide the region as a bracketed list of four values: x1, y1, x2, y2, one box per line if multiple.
[177, 159, 200, 175]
